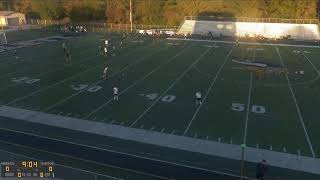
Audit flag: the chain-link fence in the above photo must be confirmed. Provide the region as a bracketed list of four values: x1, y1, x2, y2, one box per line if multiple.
[27, 19, 178, 33]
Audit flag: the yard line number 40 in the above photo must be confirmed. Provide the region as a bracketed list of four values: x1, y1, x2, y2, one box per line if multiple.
[71, 84, 102, 93]
[232, 103, 266, 114]
[140, 93, 176, 103]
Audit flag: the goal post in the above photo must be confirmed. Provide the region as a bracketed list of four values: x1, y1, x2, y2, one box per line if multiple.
[0, 32, 8, 45]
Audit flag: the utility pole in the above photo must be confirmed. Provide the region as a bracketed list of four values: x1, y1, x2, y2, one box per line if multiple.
[130, 0, 133, 32]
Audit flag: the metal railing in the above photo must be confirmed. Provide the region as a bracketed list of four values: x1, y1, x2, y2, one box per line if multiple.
[185, 16, 319, 24]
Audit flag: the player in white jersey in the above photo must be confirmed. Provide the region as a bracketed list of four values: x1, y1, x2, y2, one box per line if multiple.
[102, 66, 108, 79]
[104, 47, 108, 56]
[105, 40, 108, 46]
[113, 87, 119, 101]
[196, 92, 202, 105]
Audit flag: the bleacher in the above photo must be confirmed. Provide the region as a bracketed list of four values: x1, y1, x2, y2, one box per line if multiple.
[178, 17, 320, 41]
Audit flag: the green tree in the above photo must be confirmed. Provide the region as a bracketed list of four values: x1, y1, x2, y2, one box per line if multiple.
[135, 0, 164, 25]
[105, 0, 129, 23]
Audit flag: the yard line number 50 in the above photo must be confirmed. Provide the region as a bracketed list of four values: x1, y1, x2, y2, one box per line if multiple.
[232, 103, 266, 114]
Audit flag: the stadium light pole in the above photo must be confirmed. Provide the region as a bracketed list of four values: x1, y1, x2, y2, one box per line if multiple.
[130, 0, 133, 32]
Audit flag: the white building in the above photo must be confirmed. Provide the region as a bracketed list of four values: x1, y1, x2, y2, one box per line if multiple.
[0, 11, 26, 26]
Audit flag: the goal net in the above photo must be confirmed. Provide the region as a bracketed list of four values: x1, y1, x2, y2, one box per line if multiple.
[0, 32, 7, 45]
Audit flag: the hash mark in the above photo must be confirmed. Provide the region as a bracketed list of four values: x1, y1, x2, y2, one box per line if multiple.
[161, 128, 165, 133]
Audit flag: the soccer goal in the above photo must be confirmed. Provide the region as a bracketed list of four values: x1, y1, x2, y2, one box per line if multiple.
[0, 32, 7, 45]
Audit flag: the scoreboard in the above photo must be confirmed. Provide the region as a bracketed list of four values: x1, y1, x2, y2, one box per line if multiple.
[1, 161, 55, 178]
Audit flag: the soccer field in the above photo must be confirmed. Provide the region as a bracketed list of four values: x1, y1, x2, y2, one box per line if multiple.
[0, 31, 320, 178]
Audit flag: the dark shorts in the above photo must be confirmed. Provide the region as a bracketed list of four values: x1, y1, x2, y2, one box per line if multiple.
[197, 97, 202, 101]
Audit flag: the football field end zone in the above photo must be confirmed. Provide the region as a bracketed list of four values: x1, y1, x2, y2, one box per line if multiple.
[167, 37, 320, 48]
[0, 106, 319, 175]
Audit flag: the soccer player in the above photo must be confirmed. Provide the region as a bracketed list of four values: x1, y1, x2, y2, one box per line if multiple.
[102, 66, 108, 79]
[14, 50, 19, 60]
[112, 45, 116, 56]
[196, 92, 202, 105]
[98, 44, 102, 56]
[236, 39, 239, 47]
[104, 46, 108, 57]
[105, 39, 108, 47]
[65, 50, 71, 63]
[62, 41, 67, 52]
[113, 87, 119, 101]
[300, 70, 304, 75]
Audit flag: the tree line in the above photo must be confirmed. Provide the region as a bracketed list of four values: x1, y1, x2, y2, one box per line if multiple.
[0, 0, 319, 25]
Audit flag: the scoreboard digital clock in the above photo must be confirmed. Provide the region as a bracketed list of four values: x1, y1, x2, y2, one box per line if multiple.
[1, 161, 55, 178]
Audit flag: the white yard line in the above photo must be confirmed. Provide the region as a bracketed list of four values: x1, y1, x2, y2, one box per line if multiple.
[0, 127, 255, 180]
[183, 46, 234, 135]
[168, 37, 320, 48]
[130, 47, 212, 127]
[0, 47, 95, 79]
[0, 38, 149, 92]
[243, 47, 256, 145]
[0, 54, 98, 92]
[5, 63, 101, 106]
[0, 140, 168, 180]
[243, 73, 253, 145]
[0, 148, 124, 180]
[0, 106, 319, 175]
[301, 50, 320, 76]
[276, 46, 316, 158]
[5, 42, 159, 106]
[45, 45, 168, 112]
[85, 46, 190, 119]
